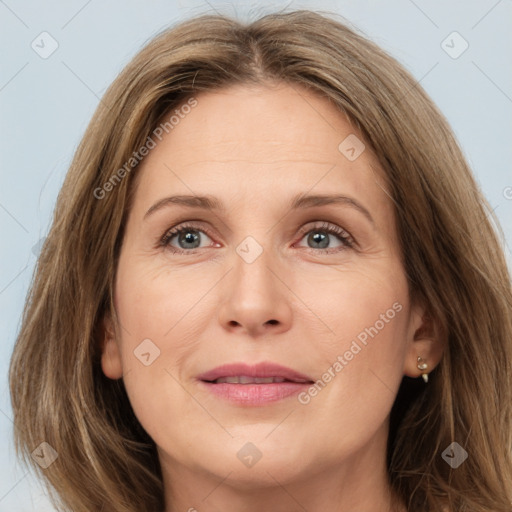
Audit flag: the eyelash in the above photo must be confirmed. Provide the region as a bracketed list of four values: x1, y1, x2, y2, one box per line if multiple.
[159, 221, 355, 255]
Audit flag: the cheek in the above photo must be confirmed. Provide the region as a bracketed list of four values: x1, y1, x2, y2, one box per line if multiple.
[112, 260, 223, 441]
[114, 261, 219, 353]
[292, 264, 410, 435]
[293, 260, 408, 353]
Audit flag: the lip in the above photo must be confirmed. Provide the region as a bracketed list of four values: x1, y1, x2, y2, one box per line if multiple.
[197, 362, 314, 406]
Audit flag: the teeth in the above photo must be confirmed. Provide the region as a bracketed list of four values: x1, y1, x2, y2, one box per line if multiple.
[214, 376, 288, 384]
[255, 377, 285, 383]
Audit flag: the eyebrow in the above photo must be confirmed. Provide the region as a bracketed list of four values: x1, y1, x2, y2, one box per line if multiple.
[143, 193, 374, 225]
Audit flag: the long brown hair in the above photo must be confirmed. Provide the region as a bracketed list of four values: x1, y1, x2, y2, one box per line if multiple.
[9, 9, 512, 512]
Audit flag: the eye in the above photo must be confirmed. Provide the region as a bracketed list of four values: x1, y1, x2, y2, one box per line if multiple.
[160, 222, 215, 253]
[160, 221, 354, 254]
[295, 221, 354, 254]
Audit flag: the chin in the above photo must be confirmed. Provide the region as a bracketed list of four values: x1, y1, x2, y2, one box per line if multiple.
[181, 436, 317, 488]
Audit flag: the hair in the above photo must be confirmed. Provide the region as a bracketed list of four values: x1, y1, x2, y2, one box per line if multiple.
[9, 8, 512, 512]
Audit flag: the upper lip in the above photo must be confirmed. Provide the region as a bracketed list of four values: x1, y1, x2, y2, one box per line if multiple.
[197, 362, 314, 383]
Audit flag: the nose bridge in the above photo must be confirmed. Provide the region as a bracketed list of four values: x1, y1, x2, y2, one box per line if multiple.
[231, 232, 278, 304]
[227, 193, 279, 276]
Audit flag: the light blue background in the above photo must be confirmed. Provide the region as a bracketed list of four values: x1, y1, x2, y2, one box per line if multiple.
[1, 0, 511, 509]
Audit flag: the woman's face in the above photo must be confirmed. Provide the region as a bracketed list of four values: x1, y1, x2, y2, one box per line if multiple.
[102, 82, 430, 498]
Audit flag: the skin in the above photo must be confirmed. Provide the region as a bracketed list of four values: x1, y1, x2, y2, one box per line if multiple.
[101, 81, 443, 512]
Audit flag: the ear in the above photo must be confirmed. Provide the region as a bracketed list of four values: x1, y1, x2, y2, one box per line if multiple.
[99, 312, 123, 380]
[403, 300, 445, 380]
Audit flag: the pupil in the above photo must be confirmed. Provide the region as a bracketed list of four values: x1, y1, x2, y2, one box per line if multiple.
[180, 231, 199, 248]
[310, 231, 328, 248]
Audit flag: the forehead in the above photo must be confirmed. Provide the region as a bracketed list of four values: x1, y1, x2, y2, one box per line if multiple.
[131, 82, 390, 221]
[148, 83, 370, 161]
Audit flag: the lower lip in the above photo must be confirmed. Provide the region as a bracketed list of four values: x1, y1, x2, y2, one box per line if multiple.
[199, 381, 311, 406]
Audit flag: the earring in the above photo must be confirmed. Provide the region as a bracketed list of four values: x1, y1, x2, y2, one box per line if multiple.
[417, 356, 429, 383]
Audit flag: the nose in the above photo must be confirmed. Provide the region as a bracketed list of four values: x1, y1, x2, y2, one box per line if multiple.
[217, 243, 293, 338]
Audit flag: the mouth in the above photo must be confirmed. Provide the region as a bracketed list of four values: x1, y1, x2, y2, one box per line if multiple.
[197, 362, 314, 406]
[206, 376, 309, 384]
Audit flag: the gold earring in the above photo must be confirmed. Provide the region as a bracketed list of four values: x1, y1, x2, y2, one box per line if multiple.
[417, 356, 429, 383]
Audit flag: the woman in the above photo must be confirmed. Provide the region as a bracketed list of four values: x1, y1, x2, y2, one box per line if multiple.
[9, 9, 512, 512]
